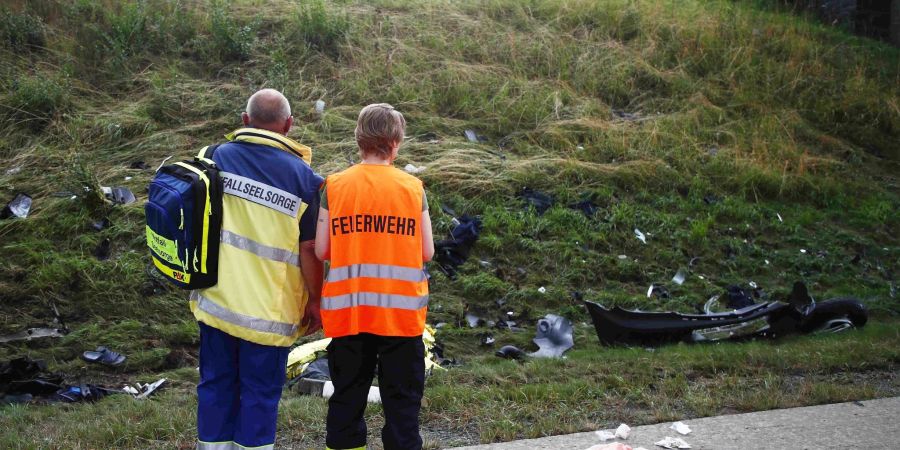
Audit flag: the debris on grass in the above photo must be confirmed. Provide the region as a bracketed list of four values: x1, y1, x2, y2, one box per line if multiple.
[654, 436, 691, 449]
[538, 286, 547, 294]
[671, 269, 687, 285]
[669, 422, 691, 435]
[519, 188, 554, 215]
[530, 314, 574, 358]
[495, 345, 526, 360]
[464, 129, 488, 143]
[314, 99, 325, 115]
[568, 197, 598, 217]
[101, 186, 136, 205]
[646, 284, 669, 299]
[634, 228, 647, 244]
[123, 378, 166, 399]
[404, 163, 425, 174]
[129, 161, 150, 170]
[1, 193, 32, 219]
[0, 327, 65, 343]
[434, 215, 481, 278]
[480, 333, 495, 347]
[91, 217, 111, 231]
[465, 312, 484, 328]
[94, 238, 111, 260]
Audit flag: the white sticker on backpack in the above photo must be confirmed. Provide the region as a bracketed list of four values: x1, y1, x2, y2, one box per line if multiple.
[220, 172, 302, 217]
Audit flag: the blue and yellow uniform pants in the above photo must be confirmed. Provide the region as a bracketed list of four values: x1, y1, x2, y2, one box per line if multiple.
[197, 322, 289, 450]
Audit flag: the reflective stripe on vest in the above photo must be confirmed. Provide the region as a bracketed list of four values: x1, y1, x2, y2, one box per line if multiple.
[221, 229, 300, 266]
[197, 441, 236, 450]
[326, 263, 426, 283]
[322, 292, 429, 311]
[191, 292, 298, 337]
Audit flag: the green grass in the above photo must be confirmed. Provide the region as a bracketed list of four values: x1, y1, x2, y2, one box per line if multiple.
[0, 0, 898, 447]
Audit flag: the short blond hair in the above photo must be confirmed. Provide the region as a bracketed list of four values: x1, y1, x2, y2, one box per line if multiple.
[355, 103, 405, 158]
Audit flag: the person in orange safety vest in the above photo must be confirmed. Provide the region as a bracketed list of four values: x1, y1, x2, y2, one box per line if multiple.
[315, 103, 435, 450]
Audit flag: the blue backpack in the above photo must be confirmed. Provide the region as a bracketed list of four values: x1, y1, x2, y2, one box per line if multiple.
[145, 145, 223, 289]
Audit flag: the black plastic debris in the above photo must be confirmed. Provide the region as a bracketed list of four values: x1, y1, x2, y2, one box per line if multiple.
[432, 343, 458, 367]
[91, 217, 112, 231]
[440, 204, 457, 217]
[129, 161, 151, 170]
[1, 357, 64, 404]
[495, 345, 526, 360]
[568, 198, 598, 217]
[585, 281, 869, 346]
[1, 193, 32, 219]
[479, 333, 495, 347]
[94, 238, 111, 260]
[702, 194, 720, 205]
[529, 314, 574, 358]
[647, 283, 670, 299]
[519, 188, 554, 215]
[724, 285, 755, 309]
[54, 384, 114, 403]
[434, 215, 482, 278]
[102, 186, 136, 205]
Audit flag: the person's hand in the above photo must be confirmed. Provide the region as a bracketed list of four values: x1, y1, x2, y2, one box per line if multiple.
[301, 297, 322, 336]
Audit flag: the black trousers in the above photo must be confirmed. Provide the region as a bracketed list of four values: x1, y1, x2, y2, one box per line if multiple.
[325, 333, 425, 450]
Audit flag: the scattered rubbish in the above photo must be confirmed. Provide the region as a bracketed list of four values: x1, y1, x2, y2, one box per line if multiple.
[465, 312, 484, 328]
[724, 285, 755, 309]
[123, 378, 167, 399]
[688, 257, 700, 267]
[776, 213, 783, 223]
[538, 286, 547, 294]
[434, 215, 482, 278]
[314, 100, 326, 115]
[634, 229, 647, 244]
[464, 129, 488, 143]
[480, 333, 495, 347]
[618, 255, 628, 260]
[440, 204, 457, 217]
[124, 176, 132, 181]
[101, 186, 136, 205]
[479, 260, 493, 269]
[671, 269, 687, 285]
[595, 430, 616, 441]
[586, 281, 868, 346]
[1, 193, 32, 219]
[707, 146, 718, 156]
[5, 166, 22, 175]
[94, 238, 111, 260]
[615, 423, 631, 439]
[576, 145, 585, 151]
[1, 357, 63, 404]
[568, 198, 599, 217]
[670, 421, 691, 435]
[585, 444, 635, 450]
[54, 384, 115, 403]
[529, 314, 574, 358]
[0, 327, 66, 344]
[81, 346, 126, 367]
[800, 249, 807, 254]
[702, 195, 719, 205]
[519, 188, 554, 215]
[91, 217, 112, 231]
[748, 281, 758, 289]
[495, 345, 526, 360]
[765, 259, 770, 265]
[403, 163, 425, 174]
[129, 161, 150, 170]
[646, 284, 670, 299]
[654, 437, 691, 449]
[612, 109, 642, 121]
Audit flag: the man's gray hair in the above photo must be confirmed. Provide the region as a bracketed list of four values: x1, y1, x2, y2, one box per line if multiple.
[246, 89, 291, 125]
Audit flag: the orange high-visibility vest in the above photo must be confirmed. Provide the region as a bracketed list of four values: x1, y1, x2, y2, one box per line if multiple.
[321, 164, 428, 338]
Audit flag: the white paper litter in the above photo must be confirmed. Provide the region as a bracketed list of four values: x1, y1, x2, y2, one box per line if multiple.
[314, 100, 326, 114]
[403, 163, 426, 174]
[594, 430, 616, 441]
[618, 255, 628, 260]
[670, 421, 691, 435]
[615, 423, 631, 439]
[538, 286, 547, 294]
[654, 436, 691, 449]
[634, 229, 647, 244]
[672, 269, 686, 285]
[585, 444, 632, 450]
[776, 213, 783, 222]
[800, 249, 807, 254]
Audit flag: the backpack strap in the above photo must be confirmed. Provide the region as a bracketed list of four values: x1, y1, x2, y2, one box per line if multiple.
[196, 143, 222, 165]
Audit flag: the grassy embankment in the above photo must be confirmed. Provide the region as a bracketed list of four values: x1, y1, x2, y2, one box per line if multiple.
[0, 0, 898, 448]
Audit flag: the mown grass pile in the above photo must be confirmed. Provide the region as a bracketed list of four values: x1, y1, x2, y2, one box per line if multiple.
[0, 0, 898, 447]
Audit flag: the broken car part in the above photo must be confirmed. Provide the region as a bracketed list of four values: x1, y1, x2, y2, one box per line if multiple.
[94, 238, 111, 260]
[529, 314, 574, 358]
[1, 193, 32, 219]
[0, 327, 65, 343]
[101, 186, 136, 205]
[434, 215, 482, 278]
[519, 188, 554, 215]
[495, 345, 526, 360]
[586, 282, 868, 346]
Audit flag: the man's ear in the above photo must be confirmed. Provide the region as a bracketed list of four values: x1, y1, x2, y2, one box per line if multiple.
[282, 116, 293, 135]
[241, 112, 251, 126]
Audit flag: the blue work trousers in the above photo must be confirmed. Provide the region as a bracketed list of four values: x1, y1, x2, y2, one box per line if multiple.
[197, 322, 289, 449]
